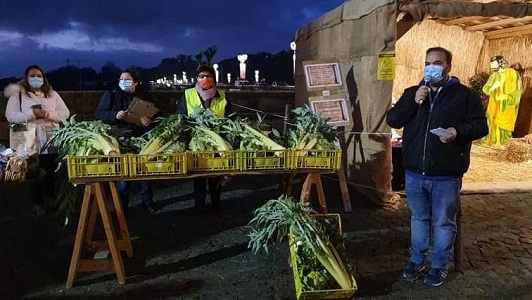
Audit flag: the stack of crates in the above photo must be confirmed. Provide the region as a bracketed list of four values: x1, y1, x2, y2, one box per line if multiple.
[66, 148, 342, 180]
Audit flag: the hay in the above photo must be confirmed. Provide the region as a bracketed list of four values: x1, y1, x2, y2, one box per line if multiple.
[477, 35, 532, 76]
[504, 138, 532, 163]
[464, 142, 532, 183]
[394, 20, 484, 100]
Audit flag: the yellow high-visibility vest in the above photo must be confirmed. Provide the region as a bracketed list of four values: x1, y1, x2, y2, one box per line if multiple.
[184, 88, 227, 117]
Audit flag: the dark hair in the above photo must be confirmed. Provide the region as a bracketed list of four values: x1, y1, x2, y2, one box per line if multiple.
[121, 68, 141, 83]
[426, 47, 453, 65]
[22, 65, 52, 97]
[196, 64, 215, 77]
[491, 55, 508, 69]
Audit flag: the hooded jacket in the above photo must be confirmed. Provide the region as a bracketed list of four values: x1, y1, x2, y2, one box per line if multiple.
[4, 83, 70, 124]
[4, 83, 70, 152]
[387, 77, 488, 177]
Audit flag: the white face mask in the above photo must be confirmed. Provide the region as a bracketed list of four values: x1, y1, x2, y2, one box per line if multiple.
[119, 79, 133, 91]
[490, 61, 500, 71]
[423, 65, 444, 84]
[29, 76, 44, 89]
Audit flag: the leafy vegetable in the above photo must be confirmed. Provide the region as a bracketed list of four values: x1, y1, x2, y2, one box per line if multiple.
[286, 106, 338, 150]
[139, 114, 188, 155]
[248, 196, 353, 290]
[45, 115, 120, 159]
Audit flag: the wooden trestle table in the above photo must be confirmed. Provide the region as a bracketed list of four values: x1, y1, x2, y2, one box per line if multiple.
[66, 170, 335, 287]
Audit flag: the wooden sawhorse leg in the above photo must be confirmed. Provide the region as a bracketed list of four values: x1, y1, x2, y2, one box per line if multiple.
[337, 165, 352, 213]
[300, 173, 328, 214]
[454, 199, 462, 271]
[66, 181, 133, 288]
[282, 173, 296, 196]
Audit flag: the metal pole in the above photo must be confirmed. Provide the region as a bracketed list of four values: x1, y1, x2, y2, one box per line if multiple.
[283, 104, 291, 136]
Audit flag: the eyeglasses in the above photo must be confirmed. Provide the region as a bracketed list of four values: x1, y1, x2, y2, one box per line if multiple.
[198, 74, 213, 79]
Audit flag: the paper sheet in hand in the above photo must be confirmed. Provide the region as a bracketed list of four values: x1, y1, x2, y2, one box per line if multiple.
[430, 127, 453, 138]
[124, 98, 159, 127]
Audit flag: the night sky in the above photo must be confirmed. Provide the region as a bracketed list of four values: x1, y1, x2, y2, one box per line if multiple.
[0, 0, 344, 78]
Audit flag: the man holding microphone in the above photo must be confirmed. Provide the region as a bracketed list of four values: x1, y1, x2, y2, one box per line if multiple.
[387, 47, 487, 286]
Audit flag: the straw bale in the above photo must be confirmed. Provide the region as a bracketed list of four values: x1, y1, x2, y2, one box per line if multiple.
[394, 20, 484, 100]
[477, 36, 532, 76]
[504, 138, 532, 163]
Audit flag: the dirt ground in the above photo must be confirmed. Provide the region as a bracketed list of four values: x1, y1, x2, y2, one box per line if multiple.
[463, 142, 532, 183]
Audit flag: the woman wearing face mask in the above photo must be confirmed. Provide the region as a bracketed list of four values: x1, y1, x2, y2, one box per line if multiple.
[176, 65, 233, 215]
[4, 65, 70, 209]
[95, 69, 158, 213]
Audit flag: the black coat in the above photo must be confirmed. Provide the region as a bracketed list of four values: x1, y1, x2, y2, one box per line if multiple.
[95, 87, 155, 137]
[387, 77, 488, 177]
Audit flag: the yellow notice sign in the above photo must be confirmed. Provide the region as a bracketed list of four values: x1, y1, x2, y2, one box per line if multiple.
[377, 51, 396, 81]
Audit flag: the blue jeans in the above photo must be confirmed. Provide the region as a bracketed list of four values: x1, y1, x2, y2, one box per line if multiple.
[118, 181, 153, 210]
[405, 172, 461, 268]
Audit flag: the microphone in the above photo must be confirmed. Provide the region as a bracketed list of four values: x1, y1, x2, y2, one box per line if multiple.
[419, 76, 430, 104]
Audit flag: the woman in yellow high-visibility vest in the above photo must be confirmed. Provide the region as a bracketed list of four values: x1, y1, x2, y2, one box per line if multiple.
[176, 65, 232, 214]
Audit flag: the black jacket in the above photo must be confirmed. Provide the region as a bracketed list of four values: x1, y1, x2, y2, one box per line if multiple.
[95, 87, 156, 137]
[387, 77, 488, 177]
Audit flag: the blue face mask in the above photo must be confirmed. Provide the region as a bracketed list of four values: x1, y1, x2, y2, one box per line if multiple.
[423, 65, 444, 84]
[28, 76, 44, 89]
[119, 79, 133, 91]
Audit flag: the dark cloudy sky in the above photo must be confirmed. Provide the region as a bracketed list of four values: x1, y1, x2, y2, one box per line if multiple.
[0, 0, 344, 78]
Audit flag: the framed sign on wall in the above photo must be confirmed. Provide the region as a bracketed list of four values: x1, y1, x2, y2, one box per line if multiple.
[309, 97, 349, 126]
[303, 61, 342, 89]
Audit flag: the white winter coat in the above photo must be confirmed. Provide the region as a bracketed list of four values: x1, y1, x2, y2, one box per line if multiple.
[4, 83, 70, 152]
[4, 83, 70, 123]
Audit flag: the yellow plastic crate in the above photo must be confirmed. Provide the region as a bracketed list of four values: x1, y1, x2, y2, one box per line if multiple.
[291, 149, 341, 171]
[289, 214, 357, 299]
[186, 150, 240, 172]
[241, 149, 290, 171]
[128, 153, 187, 176]
[67, 155, 128, 179]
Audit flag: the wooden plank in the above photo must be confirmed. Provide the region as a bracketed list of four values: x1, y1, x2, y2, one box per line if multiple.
[78, 259, 115, 272]
[283, 173, 296, 196]
[88, 240, 132, 253]
[454, 199, 463, 271]
[108, 181, 133, 258]
[314, 174, 328, 214]
[443, 16, 483, 26]
[300, 173, 329, 214]
[487, 27, 532, 39]
[300, 174, 313, 202]
[84, 198, 98, 247]
[338, 166, 352, 213]
[70, 169, 336, 185]
[66, 185, 94, 288]
[94, 182, 127, 284]
[486, 23, 532, 38]
[466, 16, 532, 31]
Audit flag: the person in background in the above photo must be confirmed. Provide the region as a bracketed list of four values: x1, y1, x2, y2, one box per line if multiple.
[4, 65, 70, 209]
[387, 47, 488, 287]
[95, 69, 157, 213]
[176, 65, 232, 214]
[482, 55, 522, 146]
